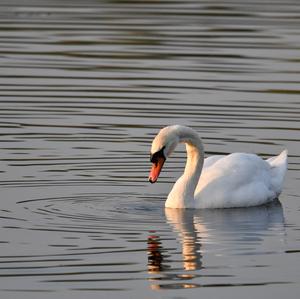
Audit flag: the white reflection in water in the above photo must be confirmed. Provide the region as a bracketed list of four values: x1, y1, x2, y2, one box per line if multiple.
[148, 201, 285, 290]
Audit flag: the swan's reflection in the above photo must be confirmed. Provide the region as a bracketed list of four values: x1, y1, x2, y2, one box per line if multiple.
[148, 200, 284, 290]
[165, 208, 203, 271]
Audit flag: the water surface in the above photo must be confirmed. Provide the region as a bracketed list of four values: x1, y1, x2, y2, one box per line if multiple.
[0, 0, 299, 298]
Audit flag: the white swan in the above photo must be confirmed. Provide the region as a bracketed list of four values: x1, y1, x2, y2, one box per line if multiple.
[149, 125, 287, 209]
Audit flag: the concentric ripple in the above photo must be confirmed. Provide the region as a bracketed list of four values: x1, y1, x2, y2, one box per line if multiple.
[18, 193, 165, 234]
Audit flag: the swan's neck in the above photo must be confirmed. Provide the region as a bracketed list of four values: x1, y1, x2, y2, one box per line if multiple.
[184, 141, 204, 195]
[166, 128, 204, 208]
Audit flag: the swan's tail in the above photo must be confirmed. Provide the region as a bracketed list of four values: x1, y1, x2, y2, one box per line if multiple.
[267, 149, 288, 195]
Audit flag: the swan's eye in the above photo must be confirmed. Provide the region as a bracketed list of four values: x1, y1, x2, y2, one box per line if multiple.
[150, 146, 166, 165]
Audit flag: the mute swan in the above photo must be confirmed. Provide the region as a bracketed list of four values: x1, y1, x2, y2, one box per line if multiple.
[149, 125, 287, 209]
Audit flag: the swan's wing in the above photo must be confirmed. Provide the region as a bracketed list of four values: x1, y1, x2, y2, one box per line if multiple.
[196, 153, 277, 208]
[201, 153, 271, 188]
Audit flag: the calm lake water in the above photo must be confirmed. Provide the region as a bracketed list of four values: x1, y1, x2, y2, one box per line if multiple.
[0, 0, 299, 298]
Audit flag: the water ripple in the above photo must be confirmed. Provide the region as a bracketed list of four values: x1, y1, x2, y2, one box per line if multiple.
[0, 0, 299, 297]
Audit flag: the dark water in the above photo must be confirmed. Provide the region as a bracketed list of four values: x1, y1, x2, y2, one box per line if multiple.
[0, 0, 299, 298]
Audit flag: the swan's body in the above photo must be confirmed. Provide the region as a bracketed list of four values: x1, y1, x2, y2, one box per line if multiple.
[149, 125, 287, 209]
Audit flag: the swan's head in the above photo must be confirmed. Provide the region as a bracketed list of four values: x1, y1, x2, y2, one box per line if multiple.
[149, 126, 180, 183]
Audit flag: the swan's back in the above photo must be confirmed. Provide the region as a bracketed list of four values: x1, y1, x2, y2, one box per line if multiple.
[195, 150, 288, 209]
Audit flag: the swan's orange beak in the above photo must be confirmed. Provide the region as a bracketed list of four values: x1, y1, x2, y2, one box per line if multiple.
[149, 157, 165, 184]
